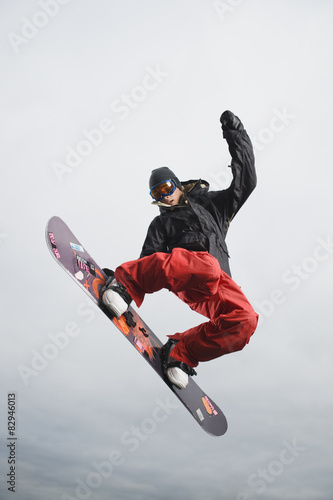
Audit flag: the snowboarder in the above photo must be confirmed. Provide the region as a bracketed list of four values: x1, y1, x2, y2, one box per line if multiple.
[102, 110, 259, 389]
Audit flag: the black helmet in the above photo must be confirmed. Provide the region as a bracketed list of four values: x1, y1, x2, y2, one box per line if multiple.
[149, 167, 181, 190]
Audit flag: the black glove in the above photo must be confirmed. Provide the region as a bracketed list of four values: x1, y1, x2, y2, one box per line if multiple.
[220, 110, 244, 131]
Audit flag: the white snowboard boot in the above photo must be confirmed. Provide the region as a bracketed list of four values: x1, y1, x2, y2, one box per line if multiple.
[102, 273, 132, 318]
[166, 365, 189, 389]
[162, 339, 197, 389]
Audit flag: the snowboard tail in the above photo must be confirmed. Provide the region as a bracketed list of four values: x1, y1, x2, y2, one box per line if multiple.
[46, 216, 228, 436]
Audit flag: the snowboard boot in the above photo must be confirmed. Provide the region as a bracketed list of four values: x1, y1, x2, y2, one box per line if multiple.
[162, 339, 197, 389]
[101, 269, 132, 318]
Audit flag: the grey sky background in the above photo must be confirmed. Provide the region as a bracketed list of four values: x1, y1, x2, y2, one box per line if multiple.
[1, 1, 332, 499]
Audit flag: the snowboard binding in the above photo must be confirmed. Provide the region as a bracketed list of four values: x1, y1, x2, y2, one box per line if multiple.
[162, 339, 197, 389]
[101, 268, 132, 318]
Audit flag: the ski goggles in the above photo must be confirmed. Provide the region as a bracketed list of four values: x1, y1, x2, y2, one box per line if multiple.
[150, 179, 177, 201]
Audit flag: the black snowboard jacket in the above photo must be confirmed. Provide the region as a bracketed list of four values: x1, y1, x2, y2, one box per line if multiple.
[140, 128, 256, 277]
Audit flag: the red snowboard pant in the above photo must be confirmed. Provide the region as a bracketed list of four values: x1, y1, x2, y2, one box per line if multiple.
[115, 248, 258, 368]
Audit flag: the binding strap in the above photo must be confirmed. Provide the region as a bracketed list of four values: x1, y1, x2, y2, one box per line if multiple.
[165, 360, 197, 377]
[162, 339, 197, 376]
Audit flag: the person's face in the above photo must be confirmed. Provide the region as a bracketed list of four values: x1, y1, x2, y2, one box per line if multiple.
[150, 180, 183, 205]
[162, 187, 183, 206]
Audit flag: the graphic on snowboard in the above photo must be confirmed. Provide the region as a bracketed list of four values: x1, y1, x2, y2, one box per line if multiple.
[46, 216, 228, 436]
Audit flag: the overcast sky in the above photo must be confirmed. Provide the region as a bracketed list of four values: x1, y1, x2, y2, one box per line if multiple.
[1, 1, 333, 499]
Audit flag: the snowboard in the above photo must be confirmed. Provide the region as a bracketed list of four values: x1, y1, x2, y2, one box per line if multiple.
[45, 216, 228, 437]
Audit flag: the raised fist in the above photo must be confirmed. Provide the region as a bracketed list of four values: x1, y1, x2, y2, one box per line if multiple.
[220, 110, 244, 131]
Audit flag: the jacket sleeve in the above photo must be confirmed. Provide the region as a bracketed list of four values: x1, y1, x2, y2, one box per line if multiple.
[140, 216, 168, 258]
[209, 128, 256, 229]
